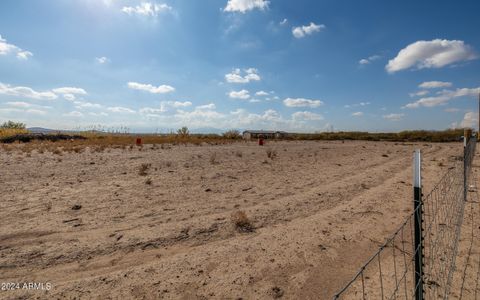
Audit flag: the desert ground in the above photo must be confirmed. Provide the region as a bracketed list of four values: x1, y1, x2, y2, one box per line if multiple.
[0, 140, 472, 299]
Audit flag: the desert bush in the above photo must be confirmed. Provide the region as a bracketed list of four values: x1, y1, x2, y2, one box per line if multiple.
[53, 148, 63, 155]
[177, 126, 190, 137]
[138, 163, 151, 176]
[0, 120, 26, 130]
[223, 130, 241, 139]
[231, 211, 254, 232]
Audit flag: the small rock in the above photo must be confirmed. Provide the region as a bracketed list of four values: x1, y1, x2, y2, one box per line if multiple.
[71, 205, 82, 210]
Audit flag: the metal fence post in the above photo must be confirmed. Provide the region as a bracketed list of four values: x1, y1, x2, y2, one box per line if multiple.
[413, 150, 424, 300]
[464, 135, 467, 202]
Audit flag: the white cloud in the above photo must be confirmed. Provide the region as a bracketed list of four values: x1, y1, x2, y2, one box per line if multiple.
[74, 101, 102, 109]
[386, 39, 478, 73]
[25, 109, 47, 115]
[280, 18, 288, 25]
[122, 2, 172, 16]
[383, 113, 404, 121]
[352, 111, 364, 117]
[292, 22, 325, 38]
[166, 101, 192, 108]
[127, 82, 175, 94]
[460, 112, 478, 128]
[418, 81, 452, 89]
[409, 90, 430, 97]
[96, 56, 109, 64]
[196, 103, 216, 110]
[139, 107, 166, 115]
[229, 89, 250, 100]
[0, 82, 57, 100]
[359, 55, 381, 65]
[6, 101, 32, 108]
[444, 108, 460, 113]
[225, 68, 261, 83]
[255, 90, 269, 96]
[404, 87, 480, 109]
[0, 35, 33, 60]
[89, 112, 109, 117]
[52, 87, 87, 95]
[283, 97, 323, 108]
[107, 106, 136, 113]
[16, 51, 33, 60]
[224, 0, 269, 13]
[63, 94, 76, 101]
[249, 99, 261, 103]
[63, 111, 84, 117]
[292, 111, 323, 121]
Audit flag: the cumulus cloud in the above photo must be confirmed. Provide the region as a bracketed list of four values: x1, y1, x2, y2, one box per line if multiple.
[283, 97, 323, 108]
[409, 90, 430, 97]
[386, 39, 477, 73]
[460, 112, 478, 128]
[74, 101, 102, 110]
[0, 35, 33, 60]
[0, 82, 57, 100]
[255, 90, 269, 96]
[16, 51, 33, 60]
[225, 68, 261, 83]
[352, 111, 364, 117]
[52, 87, 87, 101]
[196, 103, 216, 110]
[292, 111, 323, 121]
[404, 87, 480, 109]
[89, 112, 109, 117]
[418, 81, 452, 89]
[6, 101, 33, 108]
[224, 0, 269, 13]
[122, 2, 172, 16]
[344, 101, 370, 108]
[165, 101, 192, 108]
[139, 107, 166, 115]
[383, 113, 404, 121]
[228, 89, 250, 99]
[359, 55, 381, 65]
[52, 87, 87, 95]
[127, 82, 175, 94]
[63, 111, 84, 117]
[107, 106, 136, 113]
[292, 22, 325, 38]
[96, 56, 109, 64]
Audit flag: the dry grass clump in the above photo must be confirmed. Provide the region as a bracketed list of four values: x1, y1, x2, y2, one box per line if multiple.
[138, 163, 151, 176]
[266, 148, 277, 160]
[53, 148, 63, 155]
[235, 150, 243, 157]
[145, 178, 152, 185]
[231, 210, 254, 232]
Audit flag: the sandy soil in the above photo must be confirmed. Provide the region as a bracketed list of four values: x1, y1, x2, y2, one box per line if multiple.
[0, 140, 465, 299]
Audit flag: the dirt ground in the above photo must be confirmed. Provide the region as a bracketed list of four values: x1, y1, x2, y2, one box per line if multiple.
[0, 140, 466, 299]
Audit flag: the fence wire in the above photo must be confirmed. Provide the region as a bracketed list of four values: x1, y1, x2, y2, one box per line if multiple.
[333, 137, 477, 299]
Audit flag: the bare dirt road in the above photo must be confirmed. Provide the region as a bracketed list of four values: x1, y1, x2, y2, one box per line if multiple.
[0, 140, 464, 299]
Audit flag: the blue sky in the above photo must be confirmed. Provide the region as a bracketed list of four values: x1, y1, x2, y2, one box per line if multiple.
[0, 0, 479, 133]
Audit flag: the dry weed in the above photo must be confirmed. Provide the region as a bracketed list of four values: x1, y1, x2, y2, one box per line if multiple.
[231, 210, 254, 232]
[138, 163, 151, 176]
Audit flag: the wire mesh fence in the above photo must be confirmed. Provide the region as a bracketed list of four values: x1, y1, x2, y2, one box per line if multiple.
[333, 136, 477, 299]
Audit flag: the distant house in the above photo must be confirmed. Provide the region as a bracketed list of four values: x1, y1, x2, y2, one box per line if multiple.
[242, 130, 288, 140]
